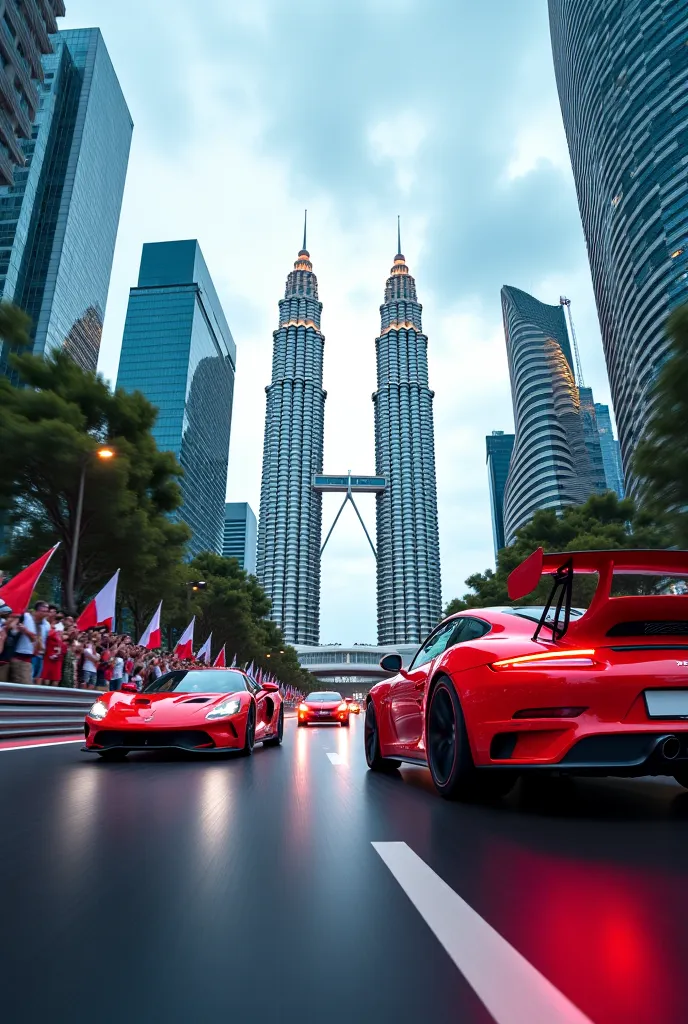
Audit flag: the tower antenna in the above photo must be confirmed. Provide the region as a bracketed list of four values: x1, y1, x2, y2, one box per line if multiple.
[560, 296, 585, 387]
[397, 215, 401, 255]
[303, 209, 307, 251]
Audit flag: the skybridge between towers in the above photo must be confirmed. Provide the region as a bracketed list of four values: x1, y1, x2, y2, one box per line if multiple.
[313, 472, 386, 560]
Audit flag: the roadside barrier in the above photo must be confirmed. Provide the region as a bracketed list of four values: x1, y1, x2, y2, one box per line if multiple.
[0, 681, 99, 739]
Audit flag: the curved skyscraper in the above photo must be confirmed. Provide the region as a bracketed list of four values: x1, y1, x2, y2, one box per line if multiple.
[374, 231, 441, 645]
[502, 286, 594, 544]
[549, 0, 688, 476]
[256, 221, 326, 645]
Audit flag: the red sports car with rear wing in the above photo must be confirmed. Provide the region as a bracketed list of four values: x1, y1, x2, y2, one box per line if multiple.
[365, 548, 688, 799]
[83, 668, 283, 759]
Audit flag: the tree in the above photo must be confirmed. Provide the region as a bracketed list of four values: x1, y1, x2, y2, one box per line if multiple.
[0, 348, 190, 615]
[634, 304, 688, 546]
[443, 491, 670, 613]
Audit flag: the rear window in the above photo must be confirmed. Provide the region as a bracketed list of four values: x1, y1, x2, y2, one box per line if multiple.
[305, 692, 342, 702]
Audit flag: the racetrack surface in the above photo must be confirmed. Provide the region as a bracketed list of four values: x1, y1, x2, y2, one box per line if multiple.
[2, 717, 688, 1023]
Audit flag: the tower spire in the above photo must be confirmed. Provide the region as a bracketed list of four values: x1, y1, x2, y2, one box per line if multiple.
[397, 215, 401, 256]
[303, 209, 308, 252]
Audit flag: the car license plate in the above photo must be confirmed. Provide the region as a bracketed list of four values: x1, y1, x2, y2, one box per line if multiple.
[319, 710, 329, 716]
[645, 690, 688, 718]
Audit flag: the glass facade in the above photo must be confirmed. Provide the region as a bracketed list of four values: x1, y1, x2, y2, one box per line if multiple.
[223, 502, 257, 575]
[116, 240, 236, 558]
[578, 387, 608, 494]
[0, 28, 132, 377]
[502, 287, 597, 544]
[595, 403, 625, 498]
[549, 0, 688, 481]
[485, 431, 514, 558]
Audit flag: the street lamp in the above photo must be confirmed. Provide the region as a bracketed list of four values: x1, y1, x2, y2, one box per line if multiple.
[66, 445, 116, 613]
[185, 579, 207, 612]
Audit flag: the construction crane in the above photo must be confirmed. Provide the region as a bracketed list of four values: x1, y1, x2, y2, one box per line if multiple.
[559, 296, 585, 387]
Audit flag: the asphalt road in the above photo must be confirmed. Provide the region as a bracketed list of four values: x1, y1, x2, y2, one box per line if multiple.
[2, 718, 688, 1024]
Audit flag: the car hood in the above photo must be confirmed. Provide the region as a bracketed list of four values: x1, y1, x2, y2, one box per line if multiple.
[103, 692, 243, 726]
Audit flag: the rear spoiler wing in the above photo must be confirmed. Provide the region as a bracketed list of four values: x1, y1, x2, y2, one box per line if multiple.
[507, 548, 688, 643]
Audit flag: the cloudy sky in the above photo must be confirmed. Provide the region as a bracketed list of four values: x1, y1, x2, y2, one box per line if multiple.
[63, 0, 613, 645]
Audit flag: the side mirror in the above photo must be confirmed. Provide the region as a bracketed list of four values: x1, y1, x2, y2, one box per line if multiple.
[262, 682, 280, 693]
[380, 653, 403, 674]
[120, 682, 138, 693]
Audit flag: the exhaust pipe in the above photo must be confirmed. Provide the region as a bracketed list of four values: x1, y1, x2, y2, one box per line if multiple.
[661, 736, 681, 760]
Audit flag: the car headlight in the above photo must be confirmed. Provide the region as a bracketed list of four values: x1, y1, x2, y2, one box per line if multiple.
[206, 697, 242, 720]
[88, 701, 108, 721]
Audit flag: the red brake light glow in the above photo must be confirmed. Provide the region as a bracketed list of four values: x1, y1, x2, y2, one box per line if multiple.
[492, 649, 599, 671]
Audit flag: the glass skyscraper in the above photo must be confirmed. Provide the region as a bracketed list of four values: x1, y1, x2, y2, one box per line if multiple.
[595, 402, 625, 498]
[578, 386, 608, 495]
[549, 0, 688, 479]
[0, 1, 65, 187]
[502, 286, 597, 544]
[256, 226, 326, 645]
[374, 235, 441, 645]
[0, 28, 131, 376]
[486, 431, 514, 559]
[223, 502, 257, 575]
[116, 240, 236, 558]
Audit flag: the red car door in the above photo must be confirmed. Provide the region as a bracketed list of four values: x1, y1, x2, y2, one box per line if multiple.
[389, 621, 459, 752]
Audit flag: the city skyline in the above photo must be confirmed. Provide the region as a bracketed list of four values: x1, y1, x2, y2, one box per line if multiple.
[60, 0, 624, 644]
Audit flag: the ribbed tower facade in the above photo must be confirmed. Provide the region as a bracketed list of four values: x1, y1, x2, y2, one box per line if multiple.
[256, 229, 326, 645]
[374, 237, 441, 645]
[549, 0, 688, 479]
[502, 286, 595, 544]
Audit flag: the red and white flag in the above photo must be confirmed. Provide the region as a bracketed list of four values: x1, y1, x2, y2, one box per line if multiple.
[76, 569, 120, 631]
[213, 645, 226, 668]
[0, 543, 60, 615]
[196, 633, 212, 664]
[175, 617, 195, 659]
[139, 601, 162, 650]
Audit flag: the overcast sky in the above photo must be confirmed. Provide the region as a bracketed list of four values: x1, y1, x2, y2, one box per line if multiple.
[62, 0, 613, 646]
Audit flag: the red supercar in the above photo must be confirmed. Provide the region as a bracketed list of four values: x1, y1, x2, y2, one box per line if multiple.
[83, 668, 283, 759]
[365, 549, 688, 799]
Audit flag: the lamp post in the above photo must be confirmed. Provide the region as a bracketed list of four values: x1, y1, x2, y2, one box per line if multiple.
[185, 579, 207, 614]
[65, 446, 116, 614]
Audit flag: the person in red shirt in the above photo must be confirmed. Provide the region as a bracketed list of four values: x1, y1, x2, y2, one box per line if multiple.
[40, 626, 67, 687]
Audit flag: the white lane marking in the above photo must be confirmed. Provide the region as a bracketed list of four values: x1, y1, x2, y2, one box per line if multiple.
[0, 739, 83, 753]
[372, 842, 594, 1024]
[326, 752, 347, 766]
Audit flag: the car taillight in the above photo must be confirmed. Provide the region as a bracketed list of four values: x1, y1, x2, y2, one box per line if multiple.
[491, 649, 599, 671]
[299, 703, 309, 712]
[338, 702, 348, 712]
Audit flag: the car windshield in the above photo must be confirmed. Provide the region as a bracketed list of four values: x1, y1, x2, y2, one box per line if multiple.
[305, 692, 342, 702]
[142, 670, 249, 694]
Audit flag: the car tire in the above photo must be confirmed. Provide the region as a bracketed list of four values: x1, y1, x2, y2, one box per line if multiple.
[297, 719, 307, 727]
[264, 705, 284, 747]
[238, 702, 256, 757]
[341, 717, 350, 728]
[97, 750, 128, 761]
[427, 676, 515, 802]
[365, 700, 400, 771]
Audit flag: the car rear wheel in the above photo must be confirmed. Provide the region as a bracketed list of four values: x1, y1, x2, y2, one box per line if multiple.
[365, 701, 400, 771]
[239, 703, 256, 757]
[264, 705, 284, 747]
[427, 677, 515, 801]
[97, 749, 128, 761]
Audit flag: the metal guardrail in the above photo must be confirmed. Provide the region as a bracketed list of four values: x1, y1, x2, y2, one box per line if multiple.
[0, 682, 99, 739]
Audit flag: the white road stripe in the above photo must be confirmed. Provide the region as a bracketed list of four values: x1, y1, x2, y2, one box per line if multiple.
[326, 752, 347, 766]
[372, 842, 594, 1024]
[0, 739, 83, 753]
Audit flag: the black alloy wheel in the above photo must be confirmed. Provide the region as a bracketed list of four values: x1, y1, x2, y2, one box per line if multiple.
[427, 677, 515, 801]
[364, 701, 400, 771]
[264, 704, 284, 747]
[97, 749, 128, 761]
[239, 702, 256, 757]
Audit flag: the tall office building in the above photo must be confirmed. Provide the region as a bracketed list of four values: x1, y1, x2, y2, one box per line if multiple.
[117, 241, 236, 558]
[578, 386, 607, 494]
[486, 431, 514, 559]
[549, 0, 688, 479]
[0, 28, 131, 376]
[502, 286, 596, 544]
[374, 230, 441, 645]
[223, 503, 257, 575]
[256, 222, 326, 645]
[595, 403, 625, 498]
[0, 1, 65, 187]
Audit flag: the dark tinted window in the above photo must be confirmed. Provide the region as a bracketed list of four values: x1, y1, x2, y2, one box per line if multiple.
[410, 621, 458, 669]
[142, 670, 250, 694]
[447, 617, 491, 645]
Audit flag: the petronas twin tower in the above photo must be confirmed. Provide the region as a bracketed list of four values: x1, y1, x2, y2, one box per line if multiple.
[256, 217, 441, 646]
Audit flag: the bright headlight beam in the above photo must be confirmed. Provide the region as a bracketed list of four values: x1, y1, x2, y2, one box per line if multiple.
[206, 697, 242, 720]
[88, 701, 108, 720]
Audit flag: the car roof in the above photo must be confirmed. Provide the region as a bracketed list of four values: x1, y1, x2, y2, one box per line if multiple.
[443, 606, 587, 630]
